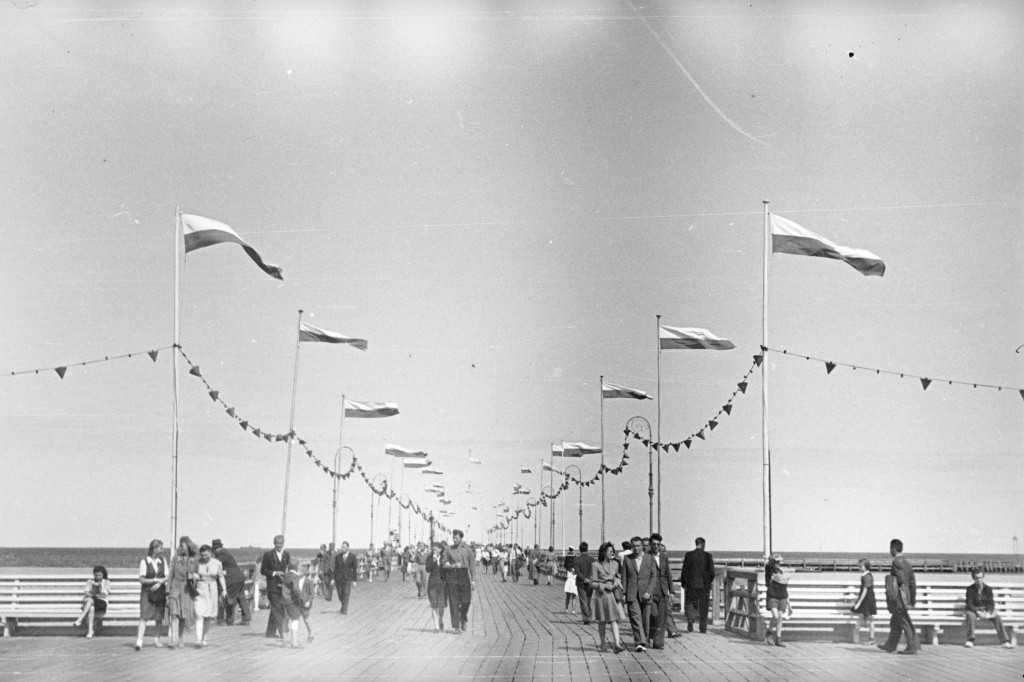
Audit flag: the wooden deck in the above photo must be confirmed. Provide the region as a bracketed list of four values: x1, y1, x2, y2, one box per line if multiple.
[0, 569, 1020, 681]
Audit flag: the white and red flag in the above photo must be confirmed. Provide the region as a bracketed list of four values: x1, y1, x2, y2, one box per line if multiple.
[659, 326, 735, 351]
[344, 400, 398, 418]
[385, 443, 428, 458]
[602, 381, 652, 400]
[770, 214, 885, 277]
[560, 442, 602, 457]
[300, 323, 367, 350]
[181, 213, 283, 280]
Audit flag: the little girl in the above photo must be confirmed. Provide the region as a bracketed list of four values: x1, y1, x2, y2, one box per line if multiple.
[850, 558, 877, 644]
[281, 559, 309, 648]
[74, 565, 110, 638]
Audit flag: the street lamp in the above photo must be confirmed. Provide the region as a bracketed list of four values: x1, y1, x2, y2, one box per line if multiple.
[628, 415, 654, 536]
[333, 447, 354, 548]
[565, 465, 583, 547]
[370, 474, 386, 548]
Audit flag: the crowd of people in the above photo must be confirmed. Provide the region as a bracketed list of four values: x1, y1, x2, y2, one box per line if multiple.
[118, 533, 1015, 654]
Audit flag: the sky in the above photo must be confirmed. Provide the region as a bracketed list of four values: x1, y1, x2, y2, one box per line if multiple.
[1, 0, 1021, 556]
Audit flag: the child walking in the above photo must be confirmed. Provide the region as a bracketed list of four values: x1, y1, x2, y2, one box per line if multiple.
[850, 558, 877, 644]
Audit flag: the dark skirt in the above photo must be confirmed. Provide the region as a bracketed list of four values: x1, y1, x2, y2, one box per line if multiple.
[139, 592, 164, 622]
[427, 575, 445, 609]
[853, 589, 877, 616]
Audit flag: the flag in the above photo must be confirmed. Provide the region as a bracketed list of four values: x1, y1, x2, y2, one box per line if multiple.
[542, 462, 562, 475]
[602, 381, 652, 400]
[520, 466, 532, 474]
[659, 325, 735, 350]
[469, 457, 482, 464]
[344, 400, 399, 418]
[551, 444, 563, 457]
[517, 488, 531, 495]
[422, 468, 443, 475]
[561, 442, 602, 457]
[512, 483, 522, 493]
[404, 459, 433, 469]
[180, 213, 283, 280]
[300, 322, 367, 350]
[385, 444, 428, 458]
[770, 214, 885, 277]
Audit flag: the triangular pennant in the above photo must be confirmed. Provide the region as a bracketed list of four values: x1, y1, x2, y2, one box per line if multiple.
[148, 350, 159, 362]
[641, 439, 649, 447]
[264, 434, 273, 442]
[208, 390, 219, 401]
[753, 354, 763, 367]
[921, 377, 931, 391]
[226, 407, 236, 417]
[188, 365, 202, 377]
[253, 428, 262, 437]
[671, 443, 680, 453]
[54, 366, 67, 379]
[239, 420, 248, 430]
[1019, 390, 1024, 403]
[738, 381, 748, 394]
[825, 362, 836, 374]
[623, 427, 631, 436]
[723, 404, 733, 415]
[695, 429, 705, 440]
[709, 420, 718, 431]
[683, 439, 692, 449]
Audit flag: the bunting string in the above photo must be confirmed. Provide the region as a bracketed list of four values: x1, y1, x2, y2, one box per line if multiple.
[2, 346, 172, 379]
[765, 346, 1024, 398]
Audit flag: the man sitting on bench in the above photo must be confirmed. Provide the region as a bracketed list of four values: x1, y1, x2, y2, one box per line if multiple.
[964, 568, 1014, 649]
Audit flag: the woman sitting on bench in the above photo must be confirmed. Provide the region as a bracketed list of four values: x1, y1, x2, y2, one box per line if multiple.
[74, 565, 110, 638]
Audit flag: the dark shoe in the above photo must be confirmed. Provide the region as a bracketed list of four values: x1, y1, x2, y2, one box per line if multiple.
[775, 639, 785, 648]
[667, 632, 680, 639]
[652, 645, 664, 650]
[687, 622, 694, 632]
[897, 649, 918, 655]
[699, 629, 707, 634]
[460, 623, 467, 632]
[613, 643, 624, 654]
[877, 644, 894, 653]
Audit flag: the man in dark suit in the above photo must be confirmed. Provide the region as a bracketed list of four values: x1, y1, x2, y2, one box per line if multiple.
[574, 542, 595, 625]
[879, 538, 920, 654]
[680, 536, 716, 633]
[332, 541, 359, 615]
[964, 568, 1013, 648]
[213, 539, 251, 626]
[647, 532, 674, 649]
[260, 535, 290, 638]
[620, 535, 656, 652]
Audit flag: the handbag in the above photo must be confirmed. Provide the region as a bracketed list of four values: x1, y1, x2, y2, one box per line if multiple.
[186, 576, 199, 599]
[147, 584, 165, 604]
[884, 574, 899, 612]
[612, 584, 624, 603]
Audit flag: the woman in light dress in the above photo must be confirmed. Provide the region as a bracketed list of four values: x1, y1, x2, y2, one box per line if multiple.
[191, 544, 227, 648]
[590, 542, 625, 653]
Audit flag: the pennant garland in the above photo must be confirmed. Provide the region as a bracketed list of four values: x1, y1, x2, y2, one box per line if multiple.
[765, 346, 1023, 395]
[1, 346, 174, 379]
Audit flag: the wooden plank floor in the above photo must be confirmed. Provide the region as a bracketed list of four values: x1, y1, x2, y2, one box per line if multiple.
[0, 569, 1020, 681]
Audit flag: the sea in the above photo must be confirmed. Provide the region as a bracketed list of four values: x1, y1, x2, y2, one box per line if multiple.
[0, 547, 1018, 572]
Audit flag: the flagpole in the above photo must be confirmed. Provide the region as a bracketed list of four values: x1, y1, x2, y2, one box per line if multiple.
[333, 395, 345, 548]
[655, 313, 662, 533]
[762, 200, 772, 559]
[599, 374, 605, 544]
[280, 309, 304, 537]
[171, 208, 181, 550]
[387, 443, 395, 544]
[559, 445, 565, 553]
[549, 459, 555, 548]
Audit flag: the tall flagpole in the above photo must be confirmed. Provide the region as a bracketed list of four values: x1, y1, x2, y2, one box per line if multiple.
[333, 395, 346, 548]
[559, 447, 565, 553]
[655, 313, 662, 533]
[599, 374, 605, 543]
[171, 208, 181, 549]
[537, 460, 543, 547]
[281, 309, 304, 536]
[762, 200, 772, 559]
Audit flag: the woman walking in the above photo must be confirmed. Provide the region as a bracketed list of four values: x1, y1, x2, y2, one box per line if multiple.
[192, 544, 227, 648]
[167, 536, 198, 649]
[135, 539, 167, 650]
[765, 553, 790, 647]
[850, 558, 877, 644]
[590, 542, 625, 653]
[425, 542, 447, 631]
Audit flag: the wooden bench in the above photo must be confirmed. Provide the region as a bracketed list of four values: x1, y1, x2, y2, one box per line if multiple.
[746, 573, 1024, 645]
[2, 570, 257, 637]
[0, 574, 143, 637]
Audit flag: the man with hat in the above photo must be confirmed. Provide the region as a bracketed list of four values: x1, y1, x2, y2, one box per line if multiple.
[213, 539, 252, 626]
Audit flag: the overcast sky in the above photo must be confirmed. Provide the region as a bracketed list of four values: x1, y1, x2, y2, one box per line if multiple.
[1, 0, 1021, 555]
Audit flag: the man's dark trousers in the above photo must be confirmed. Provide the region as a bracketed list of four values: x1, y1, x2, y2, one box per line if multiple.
[447, 569, 472, 629]
[336, 580, 352, 614]
[685, 587, 711, 632]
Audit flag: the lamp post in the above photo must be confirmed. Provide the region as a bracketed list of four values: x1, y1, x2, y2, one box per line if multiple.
[333, 447, 354, 548]
[565, 465, 583, 546]
[628, 416, 654, 536]
[370, 474, 386, 548]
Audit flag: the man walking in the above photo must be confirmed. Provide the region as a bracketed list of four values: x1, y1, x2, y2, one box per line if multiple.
[879, 538, 920, 654]
[574, 542, 595, 625]
[261, 535, 290, 638]
[621, 535, 655, 652]
[443, 530, 475, 632]
[647, 533, 673, 649]
[332, 541, 359, 615]
[213, 539, 251, 626]
[681, 536, 715, 633]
